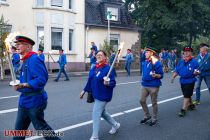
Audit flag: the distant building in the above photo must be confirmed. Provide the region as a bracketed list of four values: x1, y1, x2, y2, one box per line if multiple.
[0, 0, 141, 72]
[85, 0, 141, 65]
[0, 0, 85, 71]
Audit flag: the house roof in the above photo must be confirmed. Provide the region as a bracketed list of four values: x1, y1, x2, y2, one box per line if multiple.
[85, 0, 141, 31]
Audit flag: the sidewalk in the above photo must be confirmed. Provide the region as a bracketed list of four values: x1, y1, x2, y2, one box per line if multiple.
[0, 69, 140, 81]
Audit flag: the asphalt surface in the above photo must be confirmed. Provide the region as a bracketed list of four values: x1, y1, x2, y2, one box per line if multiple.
[0, 73, 210, 140]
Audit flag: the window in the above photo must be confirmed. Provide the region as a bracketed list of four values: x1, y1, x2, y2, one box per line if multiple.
[107, 7, 119, 21]
[37, 27, 44, 49]
[110, 34, 120, 51]
[51, 28, 63, 50]
[51, 0, 63, 7]
[69, 0, 72, 9]
[36, 0, 44, 6]
[69, 30, 73, 51]
[0, 0, 6, 2]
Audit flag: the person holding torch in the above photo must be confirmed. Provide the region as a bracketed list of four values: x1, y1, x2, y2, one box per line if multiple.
[80, 50, 120, 140]
[171, 46, 199, 117]
[140, 46, 163, 126]
[13, 35, 60, 140]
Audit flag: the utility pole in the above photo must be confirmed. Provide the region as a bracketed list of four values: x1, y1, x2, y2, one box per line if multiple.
[107, 11, 112, 45]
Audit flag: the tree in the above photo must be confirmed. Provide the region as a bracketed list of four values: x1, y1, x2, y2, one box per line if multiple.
[125, 0, 210, 52]
[0, 15, 11, 80]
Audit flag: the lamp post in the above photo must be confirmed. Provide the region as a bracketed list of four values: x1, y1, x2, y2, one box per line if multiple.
[107, 11, 112, 45]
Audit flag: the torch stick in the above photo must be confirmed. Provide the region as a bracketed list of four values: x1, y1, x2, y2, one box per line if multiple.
[104, 42, 124, 81]
[4, 32, 20, 86]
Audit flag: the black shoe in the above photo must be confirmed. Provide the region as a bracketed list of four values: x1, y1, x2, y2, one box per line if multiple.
[140, 116, 151, 124]
[148, 120, 157, 126]
[178, 109, 186, 117]
[54, 79, 58, 82]
[64, 79, 69, 81]
[188, 104, 196, 111]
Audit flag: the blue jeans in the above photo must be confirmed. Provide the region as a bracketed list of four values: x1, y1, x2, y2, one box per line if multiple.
[125, 62, 131, 76]
[55, 66, 69, 81]
[195, 76, 210, 101]
[92, 99, 118, 138]
[14, 102, 60, 140]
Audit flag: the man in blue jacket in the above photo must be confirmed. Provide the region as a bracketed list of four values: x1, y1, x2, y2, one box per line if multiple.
[171, 47, 199, 117]
[140, 47, 163, 126]
[14, 35, 60, 140]
[54, 49, 69, 82]
[193, 43, 210, 105]
[11, 46, 20, 78]
[123, 49, 133, 76]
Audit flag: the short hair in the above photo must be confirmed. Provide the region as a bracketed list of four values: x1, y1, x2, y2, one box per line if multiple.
[96, 50, 107, 57]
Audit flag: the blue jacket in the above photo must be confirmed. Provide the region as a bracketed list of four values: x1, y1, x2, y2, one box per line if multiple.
[141, 60, 163, 87]
[84, 65, 116, 102]
[58, 54, 67, 67]
[18, 54, 48, 109]
[197, 53, 210, 76]
[12, 53, 20, 68]
[169, 53, 176, 61]
[88, 53, 96, 65]
[140, 51, 146, 62]
[162, 52, 169, 60]
[123, 53, 133, 63]
[39, 53, 45, 62]
[175, 58, 199, 84]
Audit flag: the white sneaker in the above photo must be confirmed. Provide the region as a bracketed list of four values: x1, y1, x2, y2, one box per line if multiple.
[89, 137, 99, 140]
[109, 123, 120, 134]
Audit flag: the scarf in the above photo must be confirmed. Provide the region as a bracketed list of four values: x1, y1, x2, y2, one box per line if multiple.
[96, 60, 108, 69]
[21, 51, 37, 61]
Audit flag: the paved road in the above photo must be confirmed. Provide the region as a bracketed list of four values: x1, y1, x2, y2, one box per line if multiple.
[0, 73, 210, 140]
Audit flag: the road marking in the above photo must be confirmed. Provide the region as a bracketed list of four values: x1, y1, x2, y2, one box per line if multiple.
[0, 108, 18, 114]
[0, 81, 139, 100]
[116, 81, 139, 85]
[0, 95, 19, 100]
[26, 88, 208, 140]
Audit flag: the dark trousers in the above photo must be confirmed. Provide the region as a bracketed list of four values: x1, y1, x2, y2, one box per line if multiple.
[56, 66, 69, 81]
[125, 62, 131, 76]
[14, 103, 60, 140]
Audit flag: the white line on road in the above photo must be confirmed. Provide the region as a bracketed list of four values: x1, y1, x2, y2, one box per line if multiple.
[0, 95, 19, 100]
[0, 81, 139, 100]
[26, 88, 208, 140]
[0, 108, 18, 114]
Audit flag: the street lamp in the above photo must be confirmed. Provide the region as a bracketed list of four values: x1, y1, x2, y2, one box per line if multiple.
[107, 11, 112, 45]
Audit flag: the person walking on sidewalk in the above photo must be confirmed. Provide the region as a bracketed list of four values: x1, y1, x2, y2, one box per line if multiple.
[80, 50, 120, 140]
[14, 35, 60, 140]
[140, 47, 163, 126]
[123, 49, 133, 76]
[54, 49, 69, 82]
[171, 46, 199, 117]
[11, 46, 20, 79]
[193, 43, 210, 105]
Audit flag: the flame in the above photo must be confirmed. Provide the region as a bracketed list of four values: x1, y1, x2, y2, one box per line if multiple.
[4, 32, 20, 51]
[118, 42, 125, 56]
[151, 55, 158, 64]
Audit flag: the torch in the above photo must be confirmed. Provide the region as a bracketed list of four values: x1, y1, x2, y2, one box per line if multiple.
[4, 32, 20, 86]
[150, 55, 158, 75]
[103, 42, 124, 82]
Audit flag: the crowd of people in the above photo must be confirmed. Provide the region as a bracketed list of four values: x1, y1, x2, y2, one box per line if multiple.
[9, 35, 210, 140]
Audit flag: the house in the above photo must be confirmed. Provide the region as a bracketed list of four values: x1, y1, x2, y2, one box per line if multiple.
[85, 0, 141, 69]
[0, 0, 86, 71]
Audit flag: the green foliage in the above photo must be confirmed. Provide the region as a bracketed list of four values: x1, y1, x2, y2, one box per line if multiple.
[100, 40, 113, 57]
[125, 0, 210, 53]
